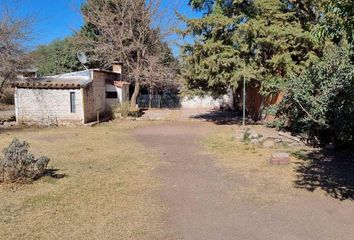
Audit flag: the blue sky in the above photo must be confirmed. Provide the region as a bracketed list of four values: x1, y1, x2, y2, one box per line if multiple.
[12, 0, 200, 54]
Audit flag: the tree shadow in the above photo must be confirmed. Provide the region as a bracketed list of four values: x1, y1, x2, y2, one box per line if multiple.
[293, 150, 354, 201]
[191, 110, 257, 125]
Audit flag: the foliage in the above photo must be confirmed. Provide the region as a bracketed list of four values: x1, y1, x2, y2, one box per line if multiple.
[277, 45, 354, 147]
[112, 102, 141, 119]
[180, 0, 322, 97]
[0, 139, 50, 183]
[32, 38, 85, 76]
[314, 0, 354, 45]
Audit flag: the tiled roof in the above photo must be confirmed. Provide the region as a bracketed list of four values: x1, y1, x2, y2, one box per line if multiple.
[13, 78, 92, 89]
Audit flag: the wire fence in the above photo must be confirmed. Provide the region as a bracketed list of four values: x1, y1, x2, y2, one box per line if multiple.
[138, 94, 181, 109]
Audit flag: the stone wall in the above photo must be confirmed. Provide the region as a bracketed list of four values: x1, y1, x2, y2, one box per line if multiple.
[15, 88, 84, 125]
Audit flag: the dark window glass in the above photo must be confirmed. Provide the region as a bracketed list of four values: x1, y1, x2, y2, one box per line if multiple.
[106, 91, 118, 99]
[70, 92, 76, 113]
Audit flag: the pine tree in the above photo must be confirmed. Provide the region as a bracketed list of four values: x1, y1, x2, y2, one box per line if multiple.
[181, 0, 322, 97]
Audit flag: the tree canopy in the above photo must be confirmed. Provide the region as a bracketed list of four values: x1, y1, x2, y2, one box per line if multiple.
[0, 4, 32, 98]
[79, 0, 178, 107]
[315, 0, 354, 45]
[180, 0, 323, 97]
[32, 38, 85, 76]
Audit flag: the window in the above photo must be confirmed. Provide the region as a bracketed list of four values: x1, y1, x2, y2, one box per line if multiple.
[70, 92, 76, 113]
[106, 91, 118, 99]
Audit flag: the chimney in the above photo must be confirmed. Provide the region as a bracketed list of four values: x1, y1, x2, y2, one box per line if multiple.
[112, 62, 123, 74]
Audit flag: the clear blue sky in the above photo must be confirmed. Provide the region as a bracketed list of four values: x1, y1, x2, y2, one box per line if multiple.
[13, 0, 200, 55]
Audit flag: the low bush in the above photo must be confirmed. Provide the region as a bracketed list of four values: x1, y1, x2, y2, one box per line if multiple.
[0, 139, 50, 183]
[112, 102, 141, 119]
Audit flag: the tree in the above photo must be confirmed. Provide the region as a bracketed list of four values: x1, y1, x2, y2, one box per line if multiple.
[278, 45, 354, 147]
[314, 0, 354, 45]
[180, 0, 322, 98]
[79, 0, 177, 108]
[179, 0, 245, 97]
[32, 38, 85, 76]
[0, 3, 33, 100]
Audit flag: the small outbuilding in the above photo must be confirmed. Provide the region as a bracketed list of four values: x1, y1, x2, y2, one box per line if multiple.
[13, 64, 130, 125]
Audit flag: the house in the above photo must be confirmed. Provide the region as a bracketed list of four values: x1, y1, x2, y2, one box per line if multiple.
[13, 63, 130, 125]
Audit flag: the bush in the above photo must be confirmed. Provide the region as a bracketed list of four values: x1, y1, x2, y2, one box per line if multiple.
[278, 45, 354, 147]
[0, 87, 15, 105]
[112, 102, 141, 119]
[0, 139, 50, 183]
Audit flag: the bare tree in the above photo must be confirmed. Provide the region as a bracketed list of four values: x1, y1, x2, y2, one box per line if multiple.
[0, 2, 33, 100]
[79, 0, 178, 108]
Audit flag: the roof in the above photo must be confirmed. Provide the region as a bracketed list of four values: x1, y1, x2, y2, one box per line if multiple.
[13, 69, 121, 89]
[13, 77, 92, 89]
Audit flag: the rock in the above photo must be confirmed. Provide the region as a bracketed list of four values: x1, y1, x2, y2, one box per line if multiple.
[263, 140, 275, 148]
[251, 139, 260, 145]
[250, 132, 260, 139]
[270, 152, 290, 165]
[3, 121, 16, 127]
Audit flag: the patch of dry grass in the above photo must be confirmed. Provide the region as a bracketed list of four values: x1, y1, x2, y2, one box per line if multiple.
[0, 121, 168, 240]
[202, 127, 314, 205]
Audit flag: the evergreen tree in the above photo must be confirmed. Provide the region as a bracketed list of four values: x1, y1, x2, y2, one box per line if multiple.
[32, 38, 85, 76]
[181, 0, 322, 97]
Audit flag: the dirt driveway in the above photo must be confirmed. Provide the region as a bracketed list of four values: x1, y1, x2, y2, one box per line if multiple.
[134, 122, 354, 240]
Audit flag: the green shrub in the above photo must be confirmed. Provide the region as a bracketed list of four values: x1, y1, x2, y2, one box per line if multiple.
[0, 139, 50, 183]
[278, 45, 354, 147]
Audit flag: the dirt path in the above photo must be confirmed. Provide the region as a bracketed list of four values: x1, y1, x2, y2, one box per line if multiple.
[134, 122, 354, 240]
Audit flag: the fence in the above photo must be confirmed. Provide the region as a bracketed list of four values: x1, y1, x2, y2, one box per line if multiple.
[138, 94, 181, 109]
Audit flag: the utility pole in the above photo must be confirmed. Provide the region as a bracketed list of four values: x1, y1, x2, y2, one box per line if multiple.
[243, 61, 246, 132]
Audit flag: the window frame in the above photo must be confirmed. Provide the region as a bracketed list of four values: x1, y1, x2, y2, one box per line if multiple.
[70, 92, 76, 113]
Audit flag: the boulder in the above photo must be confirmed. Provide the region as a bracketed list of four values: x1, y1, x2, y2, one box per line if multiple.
[270, 152, 290, 165]
[250, 139, 260, 145]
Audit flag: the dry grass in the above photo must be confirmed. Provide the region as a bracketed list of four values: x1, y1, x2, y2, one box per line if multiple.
[202, 126, 315, 205]
[0, 121, 168, 240]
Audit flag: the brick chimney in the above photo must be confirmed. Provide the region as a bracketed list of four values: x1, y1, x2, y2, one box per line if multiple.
[112, 62, 123, 74]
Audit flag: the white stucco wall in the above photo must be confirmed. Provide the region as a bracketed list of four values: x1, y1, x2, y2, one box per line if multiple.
[15, 88, 84, 125]
[181, 94, 233, 109]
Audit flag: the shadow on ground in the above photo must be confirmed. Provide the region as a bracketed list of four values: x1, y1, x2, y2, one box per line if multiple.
[43, 169, 67, 179]
[32, 169, 67, 181]
[191, 110, 257, 125]
[293, 150, 354, 201]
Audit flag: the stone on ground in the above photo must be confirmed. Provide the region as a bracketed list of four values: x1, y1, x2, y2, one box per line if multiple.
[270, 152, 290, 165]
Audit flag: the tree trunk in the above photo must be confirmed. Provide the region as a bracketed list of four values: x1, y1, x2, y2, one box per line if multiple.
[130, 81, 140, 109]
